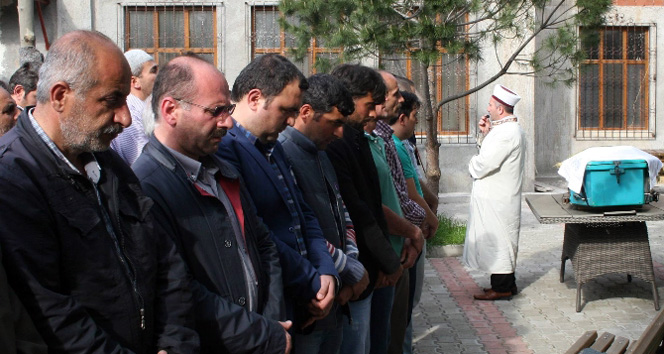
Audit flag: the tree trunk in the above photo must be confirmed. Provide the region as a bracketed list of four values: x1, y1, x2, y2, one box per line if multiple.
[17, 0, 35, 47]
[412, 60, 441, 196]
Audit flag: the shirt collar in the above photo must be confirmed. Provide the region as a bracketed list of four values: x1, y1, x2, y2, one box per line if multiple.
[364, 131, 379, 142]
[164, 146, 220, 182]
[234, 119, 276, 157]
[28, 108, 82, 173]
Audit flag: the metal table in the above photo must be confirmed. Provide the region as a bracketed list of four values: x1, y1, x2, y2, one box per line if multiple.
[525, 194, 664, 312]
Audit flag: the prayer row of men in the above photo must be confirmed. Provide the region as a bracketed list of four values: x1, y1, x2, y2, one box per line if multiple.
[0, 29, 437, 354]
[0, 29, 526, 354]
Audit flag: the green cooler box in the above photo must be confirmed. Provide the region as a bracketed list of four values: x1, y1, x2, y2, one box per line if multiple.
[569, 159, 648, 208]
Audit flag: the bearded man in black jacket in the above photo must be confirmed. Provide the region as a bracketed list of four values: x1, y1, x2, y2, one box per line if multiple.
[0, 30, 199, 353]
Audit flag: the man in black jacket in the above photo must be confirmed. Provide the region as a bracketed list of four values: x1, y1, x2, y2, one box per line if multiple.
[133, 54, 291, 354]
[0, 30, 199, 353]
[326, 64, 407, 354]
[279, 74, 369, 353]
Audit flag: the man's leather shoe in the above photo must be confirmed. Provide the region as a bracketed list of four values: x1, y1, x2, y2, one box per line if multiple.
[482, 286, 517, 295]
[474, 289, 513, 300]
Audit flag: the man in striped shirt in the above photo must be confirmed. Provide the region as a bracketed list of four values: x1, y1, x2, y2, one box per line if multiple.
[111, 49, 158, 165]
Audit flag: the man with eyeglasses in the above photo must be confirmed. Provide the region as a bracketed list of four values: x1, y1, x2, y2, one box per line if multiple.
[133, 54, 292, 353]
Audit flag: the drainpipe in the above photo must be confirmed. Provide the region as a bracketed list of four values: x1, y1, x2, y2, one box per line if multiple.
[17, 0, 35, 47]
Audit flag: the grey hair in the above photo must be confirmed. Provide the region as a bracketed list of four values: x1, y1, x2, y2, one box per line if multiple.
[35, 31, 114, 103]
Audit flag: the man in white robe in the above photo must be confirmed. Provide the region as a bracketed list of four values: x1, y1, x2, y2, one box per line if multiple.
[463, 84, 526, 301]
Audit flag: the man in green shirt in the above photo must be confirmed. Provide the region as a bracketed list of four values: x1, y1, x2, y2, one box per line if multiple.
[389, 90, 439, 354]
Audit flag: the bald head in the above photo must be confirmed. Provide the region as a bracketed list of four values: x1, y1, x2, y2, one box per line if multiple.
[152, 55, 232, 159]
[36, 30, 129, 104]
[377, 70, 403, 121]
[151, 55, 227, 121]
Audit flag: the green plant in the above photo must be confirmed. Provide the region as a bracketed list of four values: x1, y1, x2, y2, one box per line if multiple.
[429, 214, 466, 247]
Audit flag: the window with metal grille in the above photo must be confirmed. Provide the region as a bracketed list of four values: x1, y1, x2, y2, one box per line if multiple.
[123, 5, 217, 65]
[251, 5, 341, 75]
[577, 26, 653, 139]
[382, 52, 470, 144]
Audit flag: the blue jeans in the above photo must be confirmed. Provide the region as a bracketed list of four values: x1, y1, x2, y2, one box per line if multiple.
[403, 319, 414, 354]
[404, 246, 426, 354]
[340, 292, 373, 354]
[293, 326, 343, 354]
[370, 286, 395, 354]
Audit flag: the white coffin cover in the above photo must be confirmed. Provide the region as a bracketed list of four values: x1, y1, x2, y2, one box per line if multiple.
[558, 146, 662, 194]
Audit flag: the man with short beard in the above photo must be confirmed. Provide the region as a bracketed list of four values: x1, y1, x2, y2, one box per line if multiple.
[0, 86, 18, 136]
[0, 30, 199, 353]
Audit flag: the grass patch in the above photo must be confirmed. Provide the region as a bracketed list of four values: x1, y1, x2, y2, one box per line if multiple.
[428, 214, 466, 246]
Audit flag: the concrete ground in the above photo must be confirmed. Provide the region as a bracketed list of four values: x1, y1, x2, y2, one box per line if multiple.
[411, 191, 664, 353]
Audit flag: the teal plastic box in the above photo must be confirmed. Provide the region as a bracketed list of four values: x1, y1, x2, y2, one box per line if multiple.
[569, 160, 648, 208]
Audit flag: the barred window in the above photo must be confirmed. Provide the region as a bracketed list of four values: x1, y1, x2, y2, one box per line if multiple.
[382, 52, 470, 143]
[251, 5, 340, 75]
[577, 26, 652, 139]
[124, 5, 217, 65]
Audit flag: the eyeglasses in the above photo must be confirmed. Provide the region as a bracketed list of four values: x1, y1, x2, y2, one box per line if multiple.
[176, 98, 235, 118]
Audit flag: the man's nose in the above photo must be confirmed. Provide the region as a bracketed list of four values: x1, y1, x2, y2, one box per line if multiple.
[218, 115, 233, 129]
[333, 125, 344, 139]
[115, 103, 132, 128]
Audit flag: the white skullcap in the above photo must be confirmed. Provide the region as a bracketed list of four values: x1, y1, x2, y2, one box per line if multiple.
[124, 49, 154, 76]
[492, 84, 521, 108]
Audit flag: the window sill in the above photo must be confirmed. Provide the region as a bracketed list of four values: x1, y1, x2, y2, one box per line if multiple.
[575, 130, 655, 140]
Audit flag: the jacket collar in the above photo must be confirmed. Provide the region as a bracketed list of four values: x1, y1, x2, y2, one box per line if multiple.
[280, 126, 317, 155]
[144, 134, 239, 180]
[10, 109, 93, 178]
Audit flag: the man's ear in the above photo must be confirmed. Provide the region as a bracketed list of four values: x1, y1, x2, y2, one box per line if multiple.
[12, 85, 25, 97]
[131, 76, 141, 90]
[398, 113, 408, 126]
[299, 104, 313, 123]
[160, 97, 179, 126]
[50, 81, 71, 113]
[246, 88, 263, 111]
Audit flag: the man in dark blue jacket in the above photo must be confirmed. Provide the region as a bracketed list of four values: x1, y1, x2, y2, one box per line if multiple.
[216, 54, 338, 342]
[0, 30, 199, 353]
[133, 54, 291, 353]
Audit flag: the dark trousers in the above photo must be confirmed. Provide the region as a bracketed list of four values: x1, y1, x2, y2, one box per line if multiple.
[490, 273, 516, 293]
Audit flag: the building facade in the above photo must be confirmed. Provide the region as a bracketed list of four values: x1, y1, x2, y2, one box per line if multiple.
[0, 0, 661, 193]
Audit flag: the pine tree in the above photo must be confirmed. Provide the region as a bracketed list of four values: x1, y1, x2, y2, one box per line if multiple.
[280, 0, 612, 194]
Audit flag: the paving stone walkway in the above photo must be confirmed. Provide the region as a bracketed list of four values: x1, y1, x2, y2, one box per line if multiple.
[411, 192, 664, 353]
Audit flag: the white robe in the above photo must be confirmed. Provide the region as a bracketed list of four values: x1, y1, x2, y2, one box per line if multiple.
[463, 120, 526, 274]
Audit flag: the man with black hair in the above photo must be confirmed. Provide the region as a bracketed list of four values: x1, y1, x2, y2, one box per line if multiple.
[389, 90, 438, 354]
[326, 64, 422, 354]
[8, 62, 39, 111]
[0, 86, 18, 136]
[279, 74, 369, 353]
[216, 54, 338, 345]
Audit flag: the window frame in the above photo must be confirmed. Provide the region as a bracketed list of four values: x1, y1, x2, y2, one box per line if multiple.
[380, 50, 470, 139]
[250, 5, 342, 75]
[576, 25, 655, 139]
[123, 5, 218, 66]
